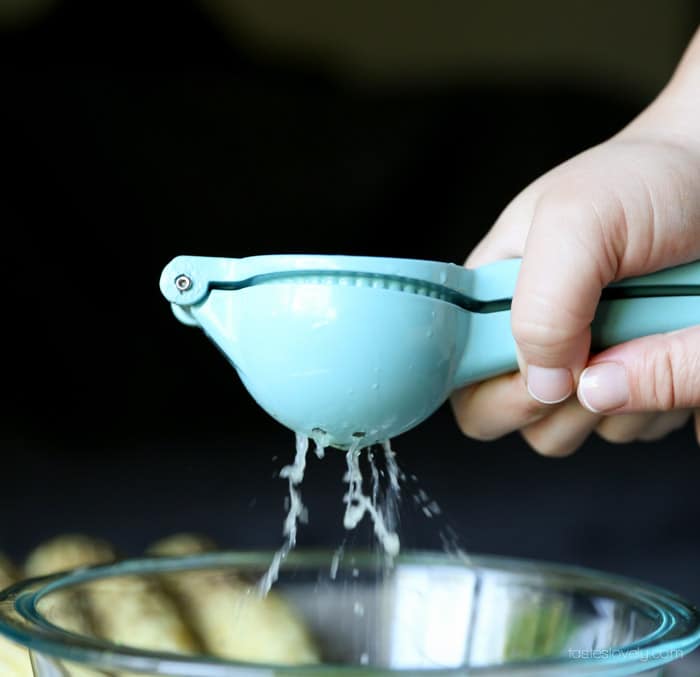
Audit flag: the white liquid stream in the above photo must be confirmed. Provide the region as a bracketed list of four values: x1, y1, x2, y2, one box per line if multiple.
[342, 440, 400, 557]
[258, 433, 314, 595]
[259, 434, 401, 594]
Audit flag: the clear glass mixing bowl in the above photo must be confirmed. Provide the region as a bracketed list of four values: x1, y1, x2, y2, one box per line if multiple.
[0, 550, 698, 676]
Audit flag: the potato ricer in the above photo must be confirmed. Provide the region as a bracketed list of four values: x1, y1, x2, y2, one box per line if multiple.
[160, 255, 700, 449]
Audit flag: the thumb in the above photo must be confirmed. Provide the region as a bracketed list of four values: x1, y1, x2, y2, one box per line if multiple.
[577, 327, 700, 414]
[511, 184, 619, 405]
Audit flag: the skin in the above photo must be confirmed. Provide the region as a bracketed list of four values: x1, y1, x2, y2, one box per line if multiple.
[451, 27, 700, 457]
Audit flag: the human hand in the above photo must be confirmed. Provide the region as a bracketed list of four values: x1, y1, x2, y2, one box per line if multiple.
[451, 28, 700, 456]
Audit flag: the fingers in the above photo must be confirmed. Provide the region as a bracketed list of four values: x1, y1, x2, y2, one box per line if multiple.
[450, 374, 597, 456]
[450, 373, 566, 441]
[595, 412, 660, 443]
[520, 398, 602, 457]
[595, 410, 691, 443]
[455, 388, 691, 453]
[577, 326, 700, 414]
[637, 409, 691, 441]
[453, 375, 693, 453]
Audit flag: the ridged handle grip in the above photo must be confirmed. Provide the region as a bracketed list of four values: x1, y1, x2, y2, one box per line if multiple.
[455, 259, 700, 388]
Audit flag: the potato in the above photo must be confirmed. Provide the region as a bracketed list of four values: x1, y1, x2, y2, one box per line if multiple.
[0, 554, 32, 677]
[147, 533, 217, 557]
[0, 554, 19, 588]
[26, 535, 116, 677]
[27, 533, 200, 676]
[5, 532, 322, 674]
[176, 573, 321, 665]
[147, 536, 320, 665]
[24, 534, 116, 578]
[86, 575, 201, 655]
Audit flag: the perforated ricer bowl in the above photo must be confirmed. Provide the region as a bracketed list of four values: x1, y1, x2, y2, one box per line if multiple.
[1, 550, 699, 676]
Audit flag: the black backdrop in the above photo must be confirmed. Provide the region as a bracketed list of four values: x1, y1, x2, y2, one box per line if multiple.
[3, 1, 700, 605]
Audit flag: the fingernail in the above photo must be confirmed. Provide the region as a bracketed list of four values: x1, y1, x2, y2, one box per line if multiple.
[526, 365, 573, 404]
[578, 362, 629, 413]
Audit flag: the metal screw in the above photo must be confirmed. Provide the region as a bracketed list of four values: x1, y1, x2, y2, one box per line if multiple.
[174, 274, 193, 292]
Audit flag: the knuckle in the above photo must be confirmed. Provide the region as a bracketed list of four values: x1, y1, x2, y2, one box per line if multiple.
[534, 182, 625, 251]
[535, 188, 591, 226]
[637, 410, 691, 442]
[520, 393, 551, 420]
[511, 311, 573, 355]
[510, 280, 597, 361]
[451, 399, 498, 442]
[454, 413, 499, 442]
[533, 190, 613, 264]
[634, 335, 694, 411]
[521, 429, 579, 458]
[467, 427, 499, 442]
[596, 424, 636, 444]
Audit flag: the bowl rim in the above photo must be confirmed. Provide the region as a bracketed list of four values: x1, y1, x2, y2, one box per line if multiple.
[1, 549, 699, 676]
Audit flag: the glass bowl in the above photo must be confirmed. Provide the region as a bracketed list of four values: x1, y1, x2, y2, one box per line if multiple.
[0, 550, 698, 676]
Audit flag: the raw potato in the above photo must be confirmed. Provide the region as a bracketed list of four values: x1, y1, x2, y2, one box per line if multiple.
[25, 534, 113, 638]
[188, 574, 321, 665]
[0, 554, 20, 586]
[148, 536, 320, 665]
[77, 540, 202, 677]
[0, 532, 323, 674]
[0, 554, 32, 677]
[24, 534, 116, 577]
[86, 576, 201, 655]
[27, 534, 200, 677]
[25, 533, 198, 649]
[147, 532, 217, 557]
[0, 638, 31, 677]
[26, 535, 117, 677]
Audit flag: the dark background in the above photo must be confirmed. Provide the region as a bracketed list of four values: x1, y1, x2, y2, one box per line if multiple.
[3, 0, 700, 608]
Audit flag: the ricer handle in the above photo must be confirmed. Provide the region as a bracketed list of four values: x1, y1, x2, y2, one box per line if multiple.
[455, 259, 700, 388]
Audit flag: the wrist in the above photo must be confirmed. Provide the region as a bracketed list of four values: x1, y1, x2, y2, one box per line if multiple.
[620, 28, 700, 153]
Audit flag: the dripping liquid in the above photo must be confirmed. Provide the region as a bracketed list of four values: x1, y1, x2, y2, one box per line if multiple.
[260, 433, 469, 598]
[259, 435, 402, 593]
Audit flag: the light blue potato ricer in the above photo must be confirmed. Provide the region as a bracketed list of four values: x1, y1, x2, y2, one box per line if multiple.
[160, 255, 700, 449]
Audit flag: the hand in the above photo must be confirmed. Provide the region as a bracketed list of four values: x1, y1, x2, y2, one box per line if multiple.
[451, 28, 700, 456]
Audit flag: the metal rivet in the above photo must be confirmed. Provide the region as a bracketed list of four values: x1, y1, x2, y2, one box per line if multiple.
[174, 274, 193, 292]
